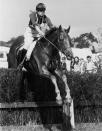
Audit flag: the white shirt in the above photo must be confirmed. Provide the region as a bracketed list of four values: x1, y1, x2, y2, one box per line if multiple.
[86, 61, 96, 73]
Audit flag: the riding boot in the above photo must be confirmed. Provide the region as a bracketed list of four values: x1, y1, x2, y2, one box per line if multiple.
[21, 48, 27, 59]
[17, 48, 27, 65]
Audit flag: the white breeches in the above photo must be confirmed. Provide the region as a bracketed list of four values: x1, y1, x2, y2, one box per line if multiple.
[21, 26, 34, 50]
[20, 26, 38, 59]
[26, 40, 37, 58]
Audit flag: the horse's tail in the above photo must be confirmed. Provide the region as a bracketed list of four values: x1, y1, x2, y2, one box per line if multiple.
[8, 36, 24, 68]
[7, 46, 18, 68]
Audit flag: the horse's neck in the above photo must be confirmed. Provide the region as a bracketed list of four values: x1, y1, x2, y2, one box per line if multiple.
[42, 28, 58, 43]
[46, 32, 57, 43]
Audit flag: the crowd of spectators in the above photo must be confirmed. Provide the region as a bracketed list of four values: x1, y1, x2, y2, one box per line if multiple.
[61, 54, 102, 74]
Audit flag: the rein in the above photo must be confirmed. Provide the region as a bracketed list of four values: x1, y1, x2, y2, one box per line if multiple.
[17, 31, 69, 70]
[17, 36, 66, 70]
[42, 36, 66, 57]
[30, 26, 68, 57]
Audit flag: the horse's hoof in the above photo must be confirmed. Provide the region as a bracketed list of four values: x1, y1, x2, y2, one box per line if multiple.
[64, 98, 72, 104]
[56, 95, 62, 104]
[22, 67, 27, 71]
[56, 99, 62, 104]
[56, 95, 62, 100]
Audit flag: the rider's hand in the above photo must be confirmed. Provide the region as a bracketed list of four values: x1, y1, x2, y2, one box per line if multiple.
[35, 26, 44, 37]
[39, 31, 44, 37]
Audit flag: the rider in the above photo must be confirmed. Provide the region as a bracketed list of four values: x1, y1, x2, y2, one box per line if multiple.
[20, 3, 54, 60]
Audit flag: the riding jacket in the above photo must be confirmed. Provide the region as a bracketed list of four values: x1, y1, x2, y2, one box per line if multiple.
[29, 11, 53, 37]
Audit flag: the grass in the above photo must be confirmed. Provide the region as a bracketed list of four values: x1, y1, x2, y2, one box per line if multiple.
[76, 123, 102, 131]
[1, 123, 102, 131]
[1, 124, 62, 131]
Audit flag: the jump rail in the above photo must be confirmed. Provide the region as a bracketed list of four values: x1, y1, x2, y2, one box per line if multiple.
[0, 100, 75, 130]
[0, 101, 63, 108]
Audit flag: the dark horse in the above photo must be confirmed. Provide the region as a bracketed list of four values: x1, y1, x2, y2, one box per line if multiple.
[8, 25, 73, 102]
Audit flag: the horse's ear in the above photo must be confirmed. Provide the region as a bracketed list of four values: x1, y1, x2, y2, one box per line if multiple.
[65, 26, 71, 34]
[59, 25, 63, 31]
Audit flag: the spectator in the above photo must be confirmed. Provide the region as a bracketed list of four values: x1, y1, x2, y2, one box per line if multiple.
[71, 56, 80, 73]
[97, 54, 102, 71]
[70, 57, 74, 71]
[61, 56, 67, 73]
[79, 58, 86, 74]
[85, 56, 97, 73]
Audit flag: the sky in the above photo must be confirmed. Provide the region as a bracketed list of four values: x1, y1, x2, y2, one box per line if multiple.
[0, 0, 102, 41]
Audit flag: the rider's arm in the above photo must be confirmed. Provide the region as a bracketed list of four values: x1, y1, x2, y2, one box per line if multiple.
[46, 16, 54, 29]
[29, 12, 44, 36]
[29, 12, 37, 26]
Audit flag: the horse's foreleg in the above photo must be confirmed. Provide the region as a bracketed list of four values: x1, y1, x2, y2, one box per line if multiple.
[50, 75, 62, 101]
[42, 66, 62, 101]
[55, 69, 72, 102]
[62, 74, 72, 103]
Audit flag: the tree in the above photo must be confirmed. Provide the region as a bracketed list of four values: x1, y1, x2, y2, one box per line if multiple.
[72, 32, 98, 48]
[96, 27, 102, 44]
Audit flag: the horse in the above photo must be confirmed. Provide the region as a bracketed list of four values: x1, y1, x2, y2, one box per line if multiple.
[8, 25, 73, 102]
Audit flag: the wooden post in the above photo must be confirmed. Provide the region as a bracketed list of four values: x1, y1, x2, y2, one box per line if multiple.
[62, 99, 75, 130]
[62, 100, 71, 130]
[70, 99, 75, 129]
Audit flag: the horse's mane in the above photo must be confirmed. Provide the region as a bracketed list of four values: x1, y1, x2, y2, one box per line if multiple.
[40, 27, 57, 42]
[45, 27, 57, 37]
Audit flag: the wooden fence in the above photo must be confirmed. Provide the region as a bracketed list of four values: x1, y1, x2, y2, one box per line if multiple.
[0, 100, 75, 131]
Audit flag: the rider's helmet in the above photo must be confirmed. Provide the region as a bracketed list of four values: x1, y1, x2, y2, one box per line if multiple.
[36, 3, 46, 12]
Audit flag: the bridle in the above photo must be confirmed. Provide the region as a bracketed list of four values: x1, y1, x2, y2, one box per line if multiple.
[41, 29, 69, 58]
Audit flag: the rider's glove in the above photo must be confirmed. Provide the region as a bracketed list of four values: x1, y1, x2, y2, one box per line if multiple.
[35, 26, 44, 37]
[39, 31, 44, 37]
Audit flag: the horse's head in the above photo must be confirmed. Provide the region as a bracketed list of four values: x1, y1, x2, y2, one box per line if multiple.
[57, 25, 73, 59]
[40, 25, 73, 60]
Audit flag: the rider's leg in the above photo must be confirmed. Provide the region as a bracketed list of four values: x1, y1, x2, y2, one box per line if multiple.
[20, 26, 33, 51]
[18, 26, 34, 61]
[26, 39, 37, 60]
[17, 26, 32, 64]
